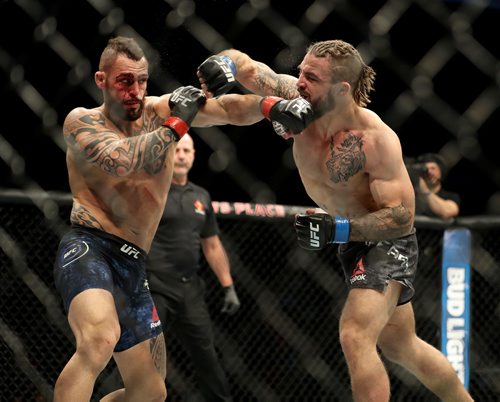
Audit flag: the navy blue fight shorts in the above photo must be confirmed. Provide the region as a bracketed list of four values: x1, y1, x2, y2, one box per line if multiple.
[53, 225, 162, 351]
[337, 229, 418, 305]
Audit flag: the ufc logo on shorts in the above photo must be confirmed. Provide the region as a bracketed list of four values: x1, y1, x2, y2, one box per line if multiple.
[309, 222, 320, 248]
[387, 245, 409, 269]
[120, 244, 140, 259]
[215, 60, 235, 82]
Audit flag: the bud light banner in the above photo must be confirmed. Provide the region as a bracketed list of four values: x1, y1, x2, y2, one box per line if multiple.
[441, 228, 471, 390]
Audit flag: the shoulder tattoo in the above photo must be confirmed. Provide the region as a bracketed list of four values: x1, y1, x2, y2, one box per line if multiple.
[69, 113, 175, 176]
[326, 133, 366, 183]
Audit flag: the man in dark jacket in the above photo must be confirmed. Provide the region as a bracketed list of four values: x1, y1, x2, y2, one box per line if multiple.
[414, 153, 460, 219]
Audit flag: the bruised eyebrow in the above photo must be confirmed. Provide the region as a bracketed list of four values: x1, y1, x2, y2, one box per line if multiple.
[118, 72, 148, 78]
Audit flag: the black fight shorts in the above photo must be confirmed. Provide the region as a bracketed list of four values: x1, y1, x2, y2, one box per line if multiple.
[337, 229, 418, 305]
[53, 225, 162, 351]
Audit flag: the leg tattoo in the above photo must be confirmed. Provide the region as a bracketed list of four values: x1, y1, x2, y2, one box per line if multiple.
[150, 333, 167, 380]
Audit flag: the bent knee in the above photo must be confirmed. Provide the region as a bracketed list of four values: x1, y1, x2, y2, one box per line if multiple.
[339, 327, 369, 359]
[133, 376, 167, 401]
[77, 328, 120, 369]
[378, 336, 415, 364]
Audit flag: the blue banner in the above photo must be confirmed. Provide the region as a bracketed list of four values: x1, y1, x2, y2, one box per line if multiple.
[441, 228, 471, 390]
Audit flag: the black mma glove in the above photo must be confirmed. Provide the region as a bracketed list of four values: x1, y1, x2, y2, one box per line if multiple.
[295, 213, 351, 250]
[260, 97, 314, 135]
[197, 55, 237, 97]
[163, 86, 207, 140]
[221, 284, 240, 315]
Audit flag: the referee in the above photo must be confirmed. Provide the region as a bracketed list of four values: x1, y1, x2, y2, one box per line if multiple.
[147, 134, 240, 402]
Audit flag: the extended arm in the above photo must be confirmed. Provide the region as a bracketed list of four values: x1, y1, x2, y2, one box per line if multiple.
[192, 93, 264, 127]
[198, 49, 300, 99]
[65, 86, 206, 177]
[64, 109, 179, 177]
[191, 93, 313, 135]
[197, 51, 314, 136]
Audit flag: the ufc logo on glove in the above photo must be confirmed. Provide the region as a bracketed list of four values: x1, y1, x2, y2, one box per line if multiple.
[290, 99, 311, 114]
[214, 59, 236, 82]
[295, 213, 350, 250]
[170, 92, 193, 107]
[309, 222, 321, 248]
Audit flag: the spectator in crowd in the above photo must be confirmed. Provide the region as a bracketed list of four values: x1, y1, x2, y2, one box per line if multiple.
[413, 153, 460, 219]
[147, 133, 239, 402]
[411, 153, 461, 296]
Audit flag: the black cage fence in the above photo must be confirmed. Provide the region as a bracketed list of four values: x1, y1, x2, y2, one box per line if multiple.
[2, 1, 500, 400]
[1, 192, 499, 402]
[1, 0, 500, 216]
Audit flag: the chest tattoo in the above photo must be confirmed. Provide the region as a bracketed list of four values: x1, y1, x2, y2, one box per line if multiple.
[79, 112, 171, 176]
[326, 133, 366, 183]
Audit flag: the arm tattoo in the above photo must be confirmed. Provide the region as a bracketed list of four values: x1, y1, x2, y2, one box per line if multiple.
[150, 333, 167, 380]
[326, 133, 366, 183]
[69, 113, 177, 177]
[70, 204, 104, 230]
[255, 69, 299, 99]
[141, 113, 172, 175]
[350, 204, 413, 241]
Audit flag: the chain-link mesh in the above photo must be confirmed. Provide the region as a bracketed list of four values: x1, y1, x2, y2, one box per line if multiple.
[1, 195, 499, 401]
[1, 1, 500, 401]
[0, 0, 499, 214]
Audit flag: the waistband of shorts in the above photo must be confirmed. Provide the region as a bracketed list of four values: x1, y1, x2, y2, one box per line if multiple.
[339, 227, 417, 252]
[70, 224, 148, 258]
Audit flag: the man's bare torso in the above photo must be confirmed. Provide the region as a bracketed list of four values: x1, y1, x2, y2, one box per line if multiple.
[66, 100, 175, 252]
[293, 109, 414, 220]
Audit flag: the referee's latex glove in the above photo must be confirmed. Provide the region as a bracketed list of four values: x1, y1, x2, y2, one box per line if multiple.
[221, 284, 240, 315]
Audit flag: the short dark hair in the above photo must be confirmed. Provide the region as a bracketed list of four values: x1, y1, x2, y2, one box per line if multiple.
[99, 36, 145, 71]
[417, 153, 448, 179]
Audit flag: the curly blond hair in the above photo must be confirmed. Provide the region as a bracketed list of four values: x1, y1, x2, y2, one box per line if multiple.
[306, 40, 375, 107]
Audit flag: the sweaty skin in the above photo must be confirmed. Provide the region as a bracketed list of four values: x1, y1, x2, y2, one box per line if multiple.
[198, 44, 474, 402]
[64, 54, 263, 253]
[210, 50, 415, 241]
[150, 333, 167, 379]
[55, 39, 267, 402]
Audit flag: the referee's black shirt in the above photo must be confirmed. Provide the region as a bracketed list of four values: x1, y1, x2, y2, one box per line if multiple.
[147, 182, 219, 281]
